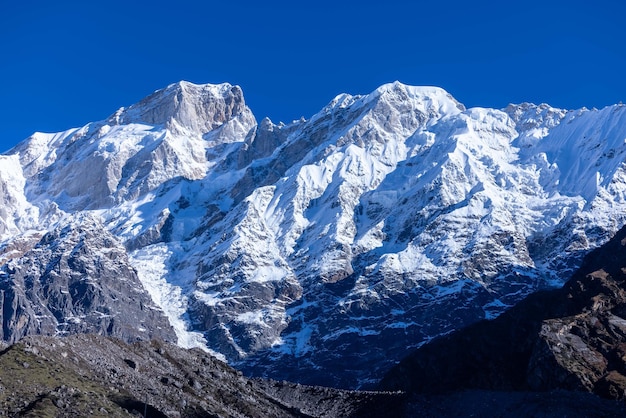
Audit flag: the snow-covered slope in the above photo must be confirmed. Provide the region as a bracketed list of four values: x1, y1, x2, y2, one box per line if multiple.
[2, 81, 626, 388]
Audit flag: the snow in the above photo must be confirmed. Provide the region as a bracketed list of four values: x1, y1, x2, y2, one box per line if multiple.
[236, 309, 273, 326]
[129, 243, 213, 354]
[0, 154, 42, 239]
[10, 128, 79, 178]
[248, 266, 288, 283]
[193, 291, 222, 307]
[277, 324, 316, 357]
[482, 299, 511, 320]
[5, 80, 626, 383]
[322, 326, 380, 341]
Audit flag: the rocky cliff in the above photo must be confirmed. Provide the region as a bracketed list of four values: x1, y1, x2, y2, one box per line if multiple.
[0, 215, 175, 344]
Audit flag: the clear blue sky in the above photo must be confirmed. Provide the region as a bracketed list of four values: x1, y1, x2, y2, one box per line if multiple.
[1, 0, 625, 152]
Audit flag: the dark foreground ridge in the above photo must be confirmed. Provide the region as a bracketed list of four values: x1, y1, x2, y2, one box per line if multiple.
[1, 334, 624, 418]
[378, 225, 626, 415]
[0, 333, 403, 417]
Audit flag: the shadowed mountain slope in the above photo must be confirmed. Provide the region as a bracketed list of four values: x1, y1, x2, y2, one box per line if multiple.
[380, 224, 626, 402]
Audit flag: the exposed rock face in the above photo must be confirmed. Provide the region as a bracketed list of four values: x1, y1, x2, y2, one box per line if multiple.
[118, 81, 255, 136]
[11, 81, 256, 211]
[379, 224, 626, 402]
[0, 215, 176, 344]
[0, 333, 403, 417]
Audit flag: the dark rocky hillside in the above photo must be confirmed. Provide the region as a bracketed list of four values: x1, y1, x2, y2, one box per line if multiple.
[379, 224, 626, 412]
[0, 334, 403, 417]
[1, 333, 624, 417]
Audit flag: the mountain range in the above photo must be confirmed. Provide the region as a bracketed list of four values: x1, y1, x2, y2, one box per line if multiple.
[2, 80, 626, 390]
[4, 225, 626, 416]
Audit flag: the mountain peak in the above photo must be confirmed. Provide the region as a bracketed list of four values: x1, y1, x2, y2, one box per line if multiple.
[373, 81, 466, 112]
[114, 81, 254, 135]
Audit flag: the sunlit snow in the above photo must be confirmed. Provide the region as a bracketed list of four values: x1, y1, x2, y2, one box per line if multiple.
[4, 82, 626, 385]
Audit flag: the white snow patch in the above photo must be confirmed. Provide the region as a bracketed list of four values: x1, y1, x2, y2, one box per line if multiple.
[248, 266, 286, 283]
[129, 243, 224, 359]
[482, 299, 511, 320]
[236, 310, 269, 326]
[193, 290, 222, 307]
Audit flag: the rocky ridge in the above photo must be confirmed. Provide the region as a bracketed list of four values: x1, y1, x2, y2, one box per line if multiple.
[1, 332, 625, 417]
[0, 214, 175, 345]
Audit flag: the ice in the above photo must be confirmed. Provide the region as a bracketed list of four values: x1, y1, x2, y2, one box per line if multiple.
[129, 244, 214, 354]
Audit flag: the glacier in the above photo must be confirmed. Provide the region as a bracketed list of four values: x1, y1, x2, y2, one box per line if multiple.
[2, 80, 626, 388]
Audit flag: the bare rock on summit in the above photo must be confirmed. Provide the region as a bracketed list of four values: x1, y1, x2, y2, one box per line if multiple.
[118, 80, 256, 135]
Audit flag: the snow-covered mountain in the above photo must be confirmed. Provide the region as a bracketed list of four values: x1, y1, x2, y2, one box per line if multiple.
[2, 80, 626, 388]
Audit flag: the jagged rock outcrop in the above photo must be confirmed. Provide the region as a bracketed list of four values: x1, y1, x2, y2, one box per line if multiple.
[379, 224, 626, 402]
[118, 81, 255, 136]
[0, 215, 176, 344]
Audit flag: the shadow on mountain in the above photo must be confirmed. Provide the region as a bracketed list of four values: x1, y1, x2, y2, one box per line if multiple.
[110, 396, 170, 418]
[374, 225, 626, 415]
